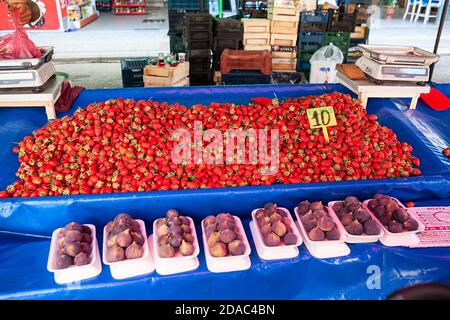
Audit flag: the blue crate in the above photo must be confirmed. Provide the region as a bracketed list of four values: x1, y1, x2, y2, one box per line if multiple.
[299, 10, 330, 32]
[222, 70, 271, 85]
[297, 32, 325, 53]
[121, 58, 152, 88]
[168, 0, 209, 11]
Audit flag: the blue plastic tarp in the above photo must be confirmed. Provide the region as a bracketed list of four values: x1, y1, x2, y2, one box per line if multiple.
[0, 84, 449, 235]
[0, 198, 449, 300]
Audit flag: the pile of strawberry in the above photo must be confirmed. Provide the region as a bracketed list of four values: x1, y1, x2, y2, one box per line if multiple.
[0, 93, 420, 198]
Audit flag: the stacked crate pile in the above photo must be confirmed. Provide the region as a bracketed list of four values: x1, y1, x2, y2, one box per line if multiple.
[143, 62, 190, 88]
[347, 3, 370, 63]
[242, 18, 271, 51]
[324, 7, 355, 62]
[183, 12, 213, 85]
[268, 0, 300, 73]
[212, 18, 243, 72]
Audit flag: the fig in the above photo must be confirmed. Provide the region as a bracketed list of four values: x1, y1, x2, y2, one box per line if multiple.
[65, 230, 82, 242]
[310, 201, 324, 211]
[332, 201, 345, 213]
[373, 206, 386, 218]
[374, 193, 384, 200]
[277, 208, 287, 217]
[105, 221, 115, 233]
[216, 213, 233, 224]
[80, 242, 92, 254]
[313, 209, 327, 219]
[207, 231, 221, 248]
[205, 223, 218, 237]
[158, 234, 170, 246]
[81, 233, 92, 244]
[271, 221, 287, 237]
[269, 213, 282, 224]
[74, 252, 91, 266]
[155, 218, 167, 228]
[336, 207, 348, 219]
[107, 235, 117, 247]
[179, 240, 195, 256]
[116, 230, 133, 248]
[297, 200, 311, 215]
[258, 216, 271, 226]
[255, 209, 267, 220]
[218, 219, 235, 231]
[111, 223, 129, 237]
[367, 199, 380, 211]
[157, 224, 169, 237]
[81, 225, 92, 235]
[388, 220, 404, 233]
[169, 233, 183, 248]
[55, 254, 73, 269]
[211, 242, 229, 257]
[378, 195, 391, 206]
[125, 242, 144, 259]
[385, 199, 399, 212]
[159, 244, 175, 258]
[346, 201, 361, 212]
[404, 218, 419, 231]
[308, 227, 325, 241]
[181, 223, 191, 234]
[326, 228, 340, 240]
[378, 212, 393, 226]
[344, 196, 359, 207]
[64, 241, 81, 257]
[393, 208, 409, 223]
[131, 219, 141, 232]
[264, 232, 281, 247]
[282, 217, 292, 227]
[184, 233, 195, 243]
[346, 220, 364, 235]
[282, 232, 298, 245]
[65, 222, 83, 232]
[131, 231, 145, 246]
[179, 216, 190, 225]
[220, 229, 237, 244]
[169, 224, 182, 235]
[317, 216, 335, 232]
[228, 240, 246, 256]
[203, 215, 217, 226]
[167, 216, 182, 226]
[260, 223, 273, 235]
[57, 229, 65, 238]
[364, 219, 380, 235]
[166, 209, 179, 219]
[57, 236, 65, 249]
[108, 245, 125, 262]
[264, 203, 277, 214]
[303, 218, 317, 232]
[114, 213, 132, 226]
[301, 212, 315, 223]
[341, 213, 354, 226]
[354, 209, 371, 224]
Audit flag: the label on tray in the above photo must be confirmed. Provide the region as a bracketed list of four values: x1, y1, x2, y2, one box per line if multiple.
[408, 206, 450, 248]
[306, 106, 337, 142]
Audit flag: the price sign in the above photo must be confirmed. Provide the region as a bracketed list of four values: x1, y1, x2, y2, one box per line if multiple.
[306, 107, 337, 142]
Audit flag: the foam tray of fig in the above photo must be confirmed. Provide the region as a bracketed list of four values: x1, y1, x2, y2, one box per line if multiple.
[294, 205, 350, 259]
[102, 219, 155, 280]
[201, 215, 251, 273]
[152, 216, 200, 275]
[363, 197, 425, 247]
[250, 207, 302, 260]
[47, 224, 102, 285]
[328, 200, 384, 244]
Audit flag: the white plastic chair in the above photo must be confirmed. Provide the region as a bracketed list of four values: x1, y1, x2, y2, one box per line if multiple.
[403, 0, 419, 21]
[414, 0, 444, 24]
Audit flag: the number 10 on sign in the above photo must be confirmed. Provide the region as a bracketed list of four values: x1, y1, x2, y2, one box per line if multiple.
[306, 107, 337, 142]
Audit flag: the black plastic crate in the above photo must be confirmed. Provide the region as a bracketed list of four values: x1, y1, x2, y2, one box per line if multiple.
[121, 58, 151, 88]
[183, 37, 213, 50]
[271, 71, 307, 84]
[183, 29, 213, 42]
[213, 38, 241, 50]
[299, 10, 330, 32]
[169, 31, 185, 54]
[190, 71, 213, 85]
[168, 10, 186, 32]
[297, 32, 325, 53]
[186, 49, 211, 60]
[213, 18, 243, 34]
[327, 8, 356, 32]
[296, 51, 314, 72]
[221, 70, 271, 85]
[168, 0, 209, 11]
[183, 12, 213, 30]
[190, 62, 212, 74]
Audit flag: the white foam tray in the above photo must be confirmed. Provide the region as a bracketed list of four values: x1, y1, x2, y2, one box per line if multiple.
[152, 216, 200, 275]
[328, 201, 384, 244]
[102, 219, 155, 280]
[201, 215, 251, 273]
[47, 224, 102, 285]
[362, 198, 425, 247]
[249, 207, 302, 260]
[294, 207, 350, 259]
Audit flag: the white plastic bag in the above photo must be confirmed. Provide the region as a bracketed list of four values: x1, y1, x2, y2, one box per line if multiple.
[309, 43, 344, 84]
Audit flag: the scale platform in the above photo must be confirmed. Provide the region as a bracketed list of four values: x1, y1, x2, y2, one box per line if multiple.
[337, 71, 430, 110]
[0, 62, 56, 90]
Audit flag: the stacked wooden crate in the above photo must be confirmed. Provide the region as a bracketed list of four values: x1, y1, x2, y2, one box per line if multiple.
[242, 18, 271, 51]
[268, 0, 300, 72]
[143, 62, 190, 87]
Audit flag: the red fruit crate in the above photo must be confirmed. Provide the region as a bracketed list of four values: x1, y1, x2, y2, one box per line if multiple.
[220, 49, 272, 75]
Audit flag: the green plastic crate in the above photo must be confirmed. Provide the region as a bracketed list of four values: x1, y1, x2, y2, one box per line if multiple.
[324, 32, 350, 62]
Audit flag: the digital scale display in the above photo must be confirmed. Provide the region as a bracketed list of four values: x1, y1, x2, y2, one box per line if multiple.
[382, 66, 428, 76]
[0, 72, 34, 81]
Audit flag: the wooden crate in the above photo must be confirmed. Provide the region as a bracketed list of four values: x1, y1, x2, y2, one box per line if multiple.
[351, 25, 368, 39]
[221, 49, 272, 75]
[243, 32, 271, 46]
[270, 20, 299, 35]
[267, 7, 300, 22]
[272, 58, 297, 71]
[213, 71, 222, 84]
[244, 45, 272, 51]
[144, 75, 189, 87]
[271, 50, 297, 59]
[241, 19, 271, 33]
[270, 33, 297, 46]
[144, 62, 190, 83]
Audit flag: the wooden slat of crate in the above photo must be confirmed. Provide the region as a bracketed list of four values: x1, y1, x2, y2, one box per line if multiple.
[144, 75, 189, 87]
[244, 45, 272, 51]
[272, 57, 297, 71]
[270, 33, 297, 46]
[243, 32, 271, 46]
[241, 19, 271, 33]
[144, 62, 190, 81]
[213, 71, 222, 83]
[268, 7, 300, 22]
[271, 50, 297, 59]
[351, 25, 367, 39]
[270, 20, 299, 35]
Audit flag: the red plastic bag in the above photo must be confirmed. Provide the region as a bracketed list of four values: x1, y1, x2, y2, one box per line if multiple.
[0, 9, 41, 59]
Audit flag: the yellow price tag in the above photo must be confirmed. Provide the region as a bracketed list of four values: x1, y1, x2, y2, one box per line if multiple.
[306, 107, 337, 142]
